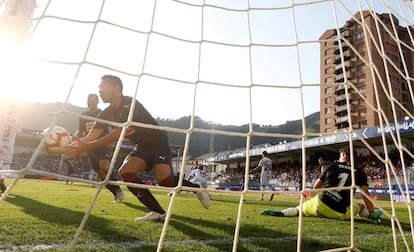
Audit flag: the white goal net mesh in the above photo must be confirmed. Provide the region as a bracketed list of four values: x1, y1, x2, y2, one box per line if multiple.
[1, 0, 414, 251]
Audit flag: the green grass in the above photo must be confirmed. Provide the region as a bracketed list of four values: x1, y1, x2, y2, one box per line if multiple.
[0, 178, 413, 251]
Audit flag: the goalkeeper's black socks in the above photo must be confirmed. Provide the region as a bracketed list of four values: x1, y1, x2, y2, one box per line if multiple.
[0, 181, 6, 193]
[106, 184, 122, 196]
[158, 175, 200, 188]
[105, 172, 123, 196]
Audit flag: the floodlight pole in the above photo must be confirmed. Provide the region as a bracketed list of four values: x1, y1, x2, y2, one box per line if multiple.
[208, 122, 215, 180]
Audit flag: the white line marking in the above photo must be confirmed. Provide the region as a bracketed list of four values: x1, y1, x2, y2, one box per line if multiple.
[0, 233, 407, 250]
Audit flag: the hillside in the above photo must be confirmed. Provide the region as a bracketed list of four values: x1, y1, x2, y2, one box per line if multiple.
[14, 102, 320, 158]
[159, 113, 320, 157]
[15, 101, 85, 133]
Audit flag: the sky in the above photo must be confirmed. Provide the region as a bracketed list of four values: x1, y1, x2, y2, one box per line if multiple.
[0, 0, 413, 126]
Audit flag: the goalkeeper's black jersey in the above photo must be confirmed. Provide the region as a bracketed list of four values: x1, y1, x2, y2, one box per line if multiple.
[318, 162, 368, 213]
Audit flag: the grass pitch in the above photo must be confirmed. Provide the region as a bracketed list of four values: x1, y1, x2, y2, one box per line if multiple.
[0, 178, 412, 251]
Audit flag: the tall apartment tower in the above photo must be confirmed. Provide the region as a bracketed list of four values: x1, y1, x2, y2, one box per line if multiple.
[320, 11, 414, 133]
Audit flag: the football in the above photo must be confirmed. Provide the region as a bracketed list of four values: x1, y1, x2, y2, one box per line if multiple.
[42, 126, 71, 154]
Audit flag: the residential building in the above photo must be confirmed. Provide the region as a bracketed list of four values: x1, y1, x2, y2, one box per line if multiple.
[320, 10, 414, 133]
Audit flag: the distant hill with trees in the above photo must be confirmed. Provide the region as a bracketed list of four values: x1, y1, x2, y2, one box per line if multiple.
[159, 113, 320, 158]
[15, 102, 320, 158]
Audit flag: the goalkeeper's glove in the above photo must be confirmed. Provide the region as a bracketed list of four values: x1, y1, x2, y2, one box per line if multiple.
[369, 209, 383, 224]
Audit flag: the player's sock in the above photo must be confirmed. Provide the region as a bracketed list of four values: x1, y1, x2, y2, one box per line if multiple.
[0, 177, 6, 193]
[159, 175, 200, 188]
[132, 187, 165, 214]
[105, 173, 123, 196]
[359, 208, 370, 218]
[0, 181, 6, 193]
[123, 172, 165, 214]
[260, 209, 284, 217]
[159, 175, 209, 209]
[282, 207, 299, 217]
[106, 184, 122, 195]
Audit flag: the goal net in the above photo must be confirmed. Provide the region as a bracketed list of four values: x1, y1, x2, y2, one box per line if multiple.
[1, 0, 414, 251]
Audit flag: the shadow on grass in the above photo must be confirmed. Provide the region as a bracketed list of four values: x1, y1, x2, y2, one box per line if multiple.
[6, 193, 408, 251]
[163, 193, 411, 251]
[121, 201, 151, 213]
[353, 216, 413, 231]
[167, 214, 343, 252]
[5, 194, 139, 243]
[212, 194, 299, 208]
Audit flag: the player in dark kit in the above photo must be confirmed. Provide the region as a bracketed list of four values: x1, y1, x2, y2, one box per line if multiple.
[73, 94, 102, 139]
[261, 147, 382, 223]
[65, 75, 210, 221]
[0, 176, 6, 193]
[72, 93, 124, 203]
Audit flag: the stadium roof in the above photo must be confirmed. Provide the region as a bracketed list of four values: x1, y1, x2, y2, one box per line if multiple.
[15, 120, 414, 164]
[206, 119, 414, 164]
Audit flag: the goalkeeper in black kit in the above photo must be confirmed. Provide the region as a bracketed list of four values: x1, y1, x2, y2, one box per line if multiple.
[261, 147, 382, 223]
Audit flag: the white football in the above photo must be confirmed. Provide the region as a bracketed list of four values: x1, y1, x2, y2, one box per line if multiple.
[42, 126, 71, 154]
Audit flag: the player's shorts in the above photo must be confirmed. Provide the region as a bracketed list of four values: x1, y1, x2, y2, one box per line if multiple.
[128, 144, 171, 171]
[260, 172, 271, 186]
[190, 176, 207, 188]
[87, 147, 111, 172]
[299, 195, 361, 220]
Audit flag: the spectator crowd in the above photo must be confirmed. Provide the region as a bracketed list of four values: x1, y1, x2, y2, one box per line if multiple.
[9, 149, 414, 189]
[212, 150, 414, 189]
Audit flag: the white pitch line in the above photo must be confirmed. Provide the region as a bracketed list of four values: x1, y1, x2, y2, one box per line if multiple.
[0, 233, 408, 251]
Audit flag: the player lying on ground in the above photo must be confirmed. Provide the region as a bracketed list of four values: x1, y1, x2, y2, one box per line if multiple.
[168, 164, 208, 196]
[64, 75, 210, 222]
[187, 165, 208, 188]
[260, 147, 382, 223]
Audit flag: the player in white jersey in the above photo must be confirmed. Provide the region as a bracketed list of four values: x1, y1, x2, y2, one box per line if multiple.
[167, 164, 208, 197]
[188, 165, 208, 188]
[251, 151, 273, 201]
[0, 106, 22, 192]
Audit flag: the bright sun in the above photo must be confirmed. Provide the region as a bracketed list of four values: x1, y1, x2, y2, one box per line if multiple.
[0, 37, 68, 105]
[0, 0, 60, 105]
